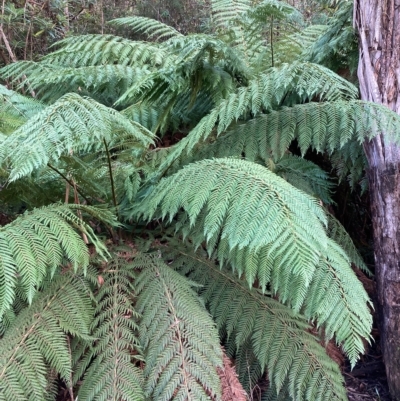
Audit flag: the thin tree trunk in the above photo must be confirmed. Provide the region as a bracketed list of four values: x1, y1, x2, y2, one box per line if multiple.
[355, 0, 400, 398]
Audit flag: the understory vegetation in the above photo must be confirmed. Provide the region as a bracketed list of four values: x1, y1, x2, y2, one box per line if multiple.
[0, 0, 399, 400]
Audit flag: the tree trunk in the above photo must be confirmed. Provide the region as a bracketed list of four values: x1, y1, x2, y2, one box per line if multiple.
[355, 0, 400, 398]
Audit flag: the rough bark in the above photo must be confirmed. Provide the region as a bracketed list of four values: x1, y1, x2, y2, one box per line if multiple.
[355, 0, 400, 398]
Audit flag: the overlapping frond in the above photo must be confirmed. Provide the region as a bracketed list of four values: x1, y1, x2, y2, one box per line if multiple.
[327, 213, 370, 273]
[1, 63, 150, 104]
[176, 100, 400, 173]
[110, 16, 183, 40]
[157, 63, 357, 173]
[0, 85, 45, 133]
[135, 158, 327, 291]
[43, 35, 172, 68]
[0, 93, 154, 181]
[0, 273, 94, 401]
[0, 204, 114, 319]
[133, 253, 222, 401]
[168, 247, 347, 401]
[212, 0, 251, 31]
[74, 253, 144, 401]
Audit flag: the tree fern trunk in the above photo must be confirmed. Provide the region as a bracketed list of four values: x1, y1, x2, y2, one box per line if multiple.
[355, 0, 400, 398]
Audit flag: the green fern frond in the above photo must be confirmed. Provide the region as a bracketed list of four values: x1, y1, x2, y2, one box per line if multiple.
[135, 158, 327, 291]
[0, 84, 45, 133]
[43, 35, 172, 68]
[273, 155, 335, 205]
[74, 252, 144, 401]
[212, 0, 251, 31]
[186, 100, 400, 169]
[2, 63, 150, 104]
[133, 253, 223, 400]
[110, 16, 183, 40]
[157, 63, 357, 172]
[0, 93, 154, 181]
[0, 204, 114, 318]
[327, 213, 370, 274]
[302, 239, 372, 366]
[168, 247, 347, 401]
[0, 272, 94, 401]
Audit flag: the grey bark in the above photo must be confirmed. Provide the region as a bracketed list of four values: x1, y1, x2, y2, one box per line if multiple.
[355, 0, 400, 398]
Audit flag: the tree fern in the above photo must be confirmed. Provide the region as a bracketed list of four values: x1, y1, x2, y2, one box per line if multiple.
[0, 204, 114, 319]
[135, 158, 371, 364]
[166, 246, 348, 401]
[133, 253, 223, 401]
[0, 272, 94, 401]
[73, 253, 144, 401]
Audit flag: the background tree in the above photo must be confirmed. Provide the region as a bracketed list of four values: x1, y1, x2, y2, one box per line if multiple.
[354, 0, 400, 398]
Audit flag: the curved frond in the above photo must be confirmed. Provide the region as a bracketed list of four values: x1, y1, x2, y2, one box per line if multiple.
[133, 253, 222, 401]
[135, 158, 327, 291]
[0, 273, 94, 401]
[157, 63, 357, 173]
[0, 204, 114, 318]
[0, 85, 45, 133]
[168, 247, 347, 401]
[0, 93, 154, 181]
[74, 252, 144, 401]
[110, 16, 183, 40]
[43, 35, 172, 68]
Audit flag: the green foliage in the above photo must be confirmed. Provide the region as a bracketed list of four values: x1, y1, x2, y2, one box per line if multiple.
[0, 0, 388, 400]
[165, 245, 347, 400]
[134, 253, 223, 400]
[0, 273, 94, 401]
[73, 253, 144, 401]
[0, 204, 114, 320]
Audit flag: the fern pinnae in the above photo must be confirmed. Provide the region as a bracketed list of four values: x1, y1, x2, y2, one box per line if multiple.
[0, 273, 94, 401]
[110, 16, 183, 41]
[74, 252, 145, 401]
[135, 158, 327, 291]
[133, 253, 222, 401]
[0, 93, 154, 182]
[166, 246, 347, 401]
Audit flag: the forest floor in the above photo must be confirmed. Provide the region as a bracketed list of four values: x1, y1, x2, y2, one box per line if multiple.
[345, 346, 391, 401]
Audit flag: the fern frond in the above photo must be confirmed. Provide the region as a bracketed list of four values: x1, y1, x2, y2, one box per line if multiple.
[183, 100, 400, 169]
[43, 35, 172, 68]
[327, 213, 370, 274]
[135, 158, 327, 291]
[0, 204, 114, 318]
[302, 239, 372, 366]
[273, 155, 334, 205]
[0, 93, 154, 181]
[212, 0, 251, 31]
[110, 16, 183, 40]
[2, 63, 150, 104]
[157, 63, 357, 172]
[0, 85, 45, 133]
[168, 247, 347, 401]
[0, 272, 94, 401]
[133, 253, 222, 400]
[74, 252, 144, 401]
